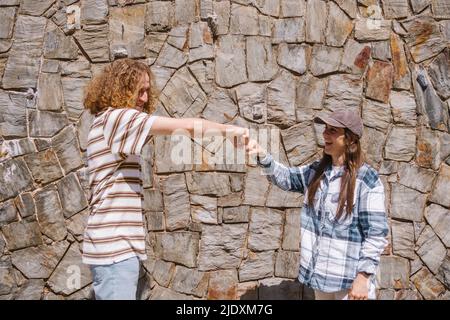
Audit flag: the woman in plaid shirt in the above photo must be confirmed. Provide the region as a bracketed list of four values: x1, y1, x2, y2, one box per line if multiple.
[246, 110, 389, 300]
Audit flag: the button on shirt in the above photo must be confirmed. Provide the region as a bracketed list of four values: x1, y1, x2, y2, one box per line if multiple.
[258, 154, 388, 294]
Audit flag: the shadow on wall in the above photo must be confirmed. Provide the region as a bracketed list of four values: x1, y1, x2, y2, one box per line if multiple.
[132, 264, 315, 300]
[84, 273, 314, 300]
[239, 279, 315, 300]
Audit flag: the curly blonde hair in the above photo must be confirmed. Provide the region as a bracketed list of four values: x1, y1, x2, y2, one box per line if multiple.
[84, 58, 157, 115]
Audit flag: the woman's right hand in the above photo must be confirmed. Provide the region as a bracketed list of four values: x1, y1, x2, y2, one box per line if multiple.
[245, 139, 267, 159]
[226, 125, 250, 148]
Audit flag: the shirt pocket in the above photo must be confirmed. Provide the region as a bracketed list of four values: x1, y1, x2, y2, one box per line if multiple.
[325, 192, 355, 228]
[303, 196, 321, 215]
[303, 188, 322, 213]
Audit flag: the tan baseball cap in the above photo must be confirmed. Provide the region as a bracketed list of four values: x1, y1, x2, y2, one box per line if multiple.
[313, 110, 363, 138]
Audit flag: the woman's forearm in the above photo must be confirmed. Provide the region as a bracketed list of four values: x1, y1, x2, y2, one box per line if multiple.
[258, 154, 306, 193]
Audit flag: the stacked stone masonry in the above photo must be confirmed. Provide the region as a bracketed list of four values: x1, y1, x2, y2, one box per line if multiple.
[0, 0, 449, 300]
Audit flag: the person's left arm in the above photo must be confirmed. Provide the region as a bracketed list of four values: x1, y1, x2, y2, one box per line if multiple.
[349, 178, 389, 300]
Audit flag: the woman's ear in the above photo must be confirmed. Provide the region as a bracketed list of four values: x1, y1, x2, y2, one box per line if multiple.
[346, 137, 358, 152]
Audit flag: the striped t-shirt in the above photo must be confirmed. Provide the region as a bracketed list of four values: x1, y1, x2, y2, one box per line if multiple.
[82, 107, 157, 265]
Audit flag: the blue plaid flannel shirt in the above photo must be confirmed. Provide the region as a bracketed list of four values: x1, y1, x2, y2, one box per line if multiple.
[258, 154, 389, 293]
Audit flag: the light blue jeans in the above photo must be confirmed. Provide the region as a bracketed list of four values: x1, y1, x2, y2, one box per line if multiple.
[89, 256, 140, 300]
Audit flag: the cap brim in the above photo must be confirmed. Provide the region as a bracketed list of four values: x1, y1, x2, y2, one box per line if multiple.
[313, 115, 345, 128]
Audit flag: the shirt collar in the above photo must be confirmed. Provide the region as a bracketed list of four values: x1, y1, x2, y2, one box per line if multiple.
[324, 163, 345, 181]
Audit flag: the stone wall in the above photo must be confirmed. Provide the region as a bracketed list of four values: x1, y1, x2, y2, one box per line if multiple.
[0, 0, 450, 300]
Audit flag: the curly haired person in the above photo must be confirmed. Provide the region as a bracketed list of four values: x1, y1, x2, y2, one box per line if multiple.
[82, 58, 248, 300]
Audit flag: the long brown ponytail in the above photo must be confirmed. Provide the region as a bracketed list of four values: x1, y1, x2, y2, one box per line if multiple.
[307, 129, 364, 219]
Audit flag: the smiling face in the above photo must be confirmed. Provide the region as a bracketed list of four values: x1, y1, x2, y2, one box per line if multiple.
[323, 124, 346, 159]
[135, 72, 150, 112]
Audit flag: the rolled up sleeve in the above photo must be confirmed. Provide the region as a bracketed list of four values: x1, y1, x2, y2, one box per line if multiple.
[257, 153, 313, 194]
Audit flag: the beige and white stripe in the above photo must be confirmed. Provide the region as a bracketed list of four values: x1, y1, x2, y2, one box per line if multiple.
[82, 107, 157, 265]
